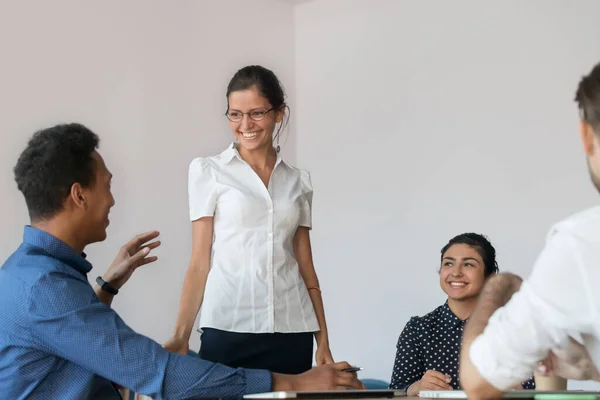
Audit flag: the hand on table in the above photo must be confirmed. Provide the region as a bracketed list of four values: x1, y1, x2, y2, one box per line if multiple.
[407, 370, 453, 396]
[273, 361, 365, 391]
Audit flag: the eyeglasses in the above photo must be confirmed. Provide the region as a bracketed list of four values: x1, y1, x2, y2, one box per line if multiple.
[225, 107, 275, 122]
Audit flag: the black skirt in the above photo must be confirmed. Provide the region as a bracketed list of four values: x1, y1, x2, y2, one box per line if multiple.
[199, 327, 314, 374]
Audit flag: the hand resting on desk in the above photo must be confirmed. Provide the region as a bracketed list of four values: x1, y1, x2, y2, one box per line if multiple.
[273, 362, 365, 391]
[407, 370, 453, 396]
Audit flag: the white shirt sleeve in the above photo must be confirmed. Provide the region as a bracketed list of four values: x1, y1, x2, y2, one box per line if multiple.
[469, 229, 594, 390]
[188, 158, 218, 221]
[298, 170, 313, 229]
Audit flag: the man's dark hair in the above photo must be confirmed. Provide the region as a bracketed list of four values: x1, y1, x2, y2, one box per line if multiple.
[575, 61, 600, 134]
[14, 123, 99, 221]
[440, 233, 499, 277]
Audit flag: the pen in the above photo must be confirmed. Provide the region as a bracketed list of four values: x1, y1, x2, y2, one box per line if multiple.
[342, 367, 363, 373]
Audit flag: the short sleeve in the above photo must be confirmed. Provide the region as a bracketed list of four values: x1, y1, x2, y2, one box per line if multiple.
[188, 158, 218, 221]
[298, 170, 313, 229]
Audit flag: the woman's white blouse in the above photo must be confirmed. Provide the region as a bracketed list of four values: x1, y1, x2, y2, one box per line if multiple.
[188, 143, 320, 333]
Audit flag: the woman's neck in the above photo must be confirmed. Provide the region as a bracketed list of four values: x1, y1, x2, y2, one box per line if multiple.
[237, 143, 277, 171]
[447, 296, 478, 321]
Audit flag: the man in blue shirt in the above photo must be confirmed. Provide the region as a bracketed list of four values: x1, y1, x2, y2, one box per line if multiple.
[0, 123, 362, 399]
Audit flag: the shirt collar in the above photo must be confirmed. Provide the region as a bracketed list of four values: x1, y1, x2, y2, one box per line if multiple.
[220, 142, 284, 167]
[220, 142, 238, 163]
[22, 226, 93, 275]
[441, 300, 465, 327]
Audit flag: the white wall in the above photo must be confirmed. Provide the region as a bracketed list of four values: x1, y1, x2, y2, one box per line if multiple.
[294, 0, 600, 387]
[0, 0, 296, 353]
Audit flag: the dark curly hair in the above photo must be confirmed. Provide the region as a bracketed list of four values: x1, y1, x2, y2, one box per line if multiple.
[440, 233, 499, 277]
[14, 123, 99, 221]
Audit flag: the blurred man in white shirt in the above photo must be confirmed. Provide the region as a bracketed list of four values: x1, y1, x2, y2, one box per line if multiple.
[460, 61, 600, 399]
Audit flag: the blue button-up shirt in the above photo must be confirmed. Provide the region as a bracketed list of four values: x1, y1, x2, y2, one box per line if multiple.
[0, 226, 272, 399]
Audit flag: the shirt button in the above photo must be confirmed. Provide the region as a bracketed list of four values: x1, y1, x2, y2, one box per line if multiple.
[268, 233, 273, 238]
[268, 207, 273, 213]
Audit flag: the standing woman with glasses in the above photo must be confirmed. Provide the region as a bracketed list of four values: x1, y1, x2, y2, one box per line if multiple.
[163, 65, 334, 374]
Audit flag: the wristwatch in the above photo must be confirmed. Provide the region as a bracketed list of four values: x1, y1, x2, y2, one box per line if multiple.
[96, 276, 119, 295]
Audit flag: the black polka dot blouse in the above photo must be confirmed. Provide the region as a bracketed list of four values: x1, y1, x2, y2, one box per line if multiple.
[389, 301, 536, 391]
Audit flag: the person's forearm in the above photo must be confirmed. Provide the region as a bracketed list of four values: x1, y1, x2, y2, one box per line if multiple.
[300, 270, 329, 347]
[272, 373, 295, 391]
[464, 274, 523, 345]
[173, 263, 209, 339]
[460, 274, 523, 399]
[94, 284, 114, 307]
[162, 351, 273, 398]
[94, 270, 128, 306]
[294, 227, 330, 347]
[307, 286, 329, 346]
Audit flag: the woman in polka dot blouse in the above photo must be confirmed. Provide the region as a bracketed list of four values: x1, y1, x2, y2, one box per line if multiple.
[389, 233, 535, 395]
